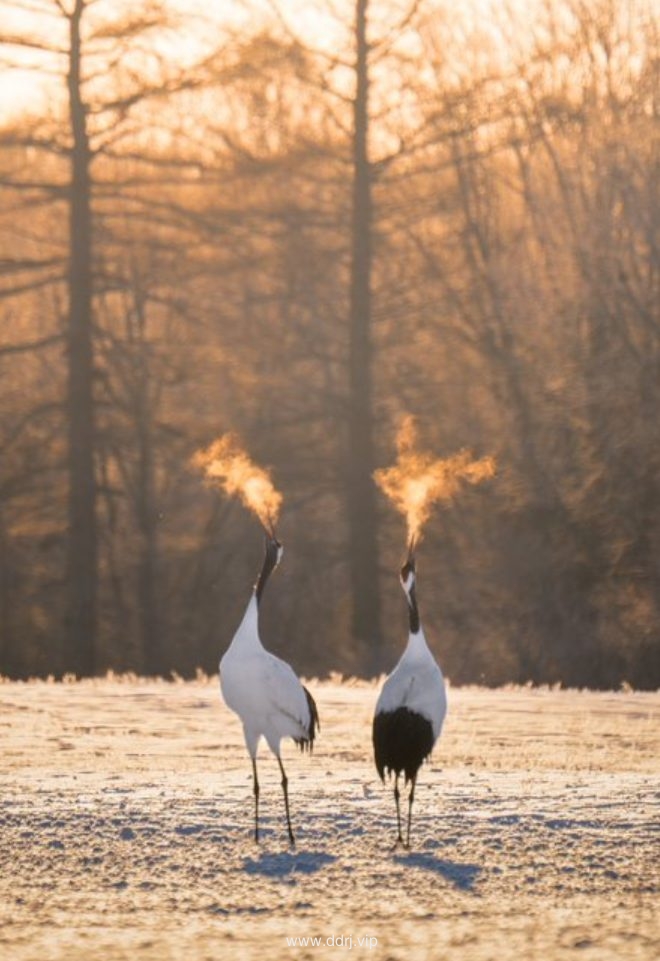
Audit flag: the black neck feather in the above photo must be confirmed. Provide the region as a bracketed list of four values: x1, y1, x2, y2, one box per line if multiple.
[407, 584, 420, 634]
[255, 543, 278, 603]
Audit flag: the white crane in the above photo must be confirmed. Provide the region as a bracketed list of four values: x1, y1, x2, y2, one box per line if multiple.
[372, 548, 447, 848]
[219, 530, 319, 845]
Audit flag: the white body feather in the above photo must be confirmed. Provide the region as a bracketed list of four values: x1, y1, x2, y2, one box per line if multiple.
[375, 627, 447, 741]
[220, 595, 312, 758]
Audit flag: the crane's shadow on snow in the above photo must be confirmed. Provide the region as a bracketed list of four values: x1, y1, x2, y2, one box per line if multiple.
[242, 850, 336, 878]
[393, 852, 481, 891]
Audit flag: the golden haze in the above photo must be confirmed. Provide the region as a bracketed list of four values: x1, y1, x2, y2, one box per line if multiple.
[192, 434, 282, 533]
[374, 416, 496, 547]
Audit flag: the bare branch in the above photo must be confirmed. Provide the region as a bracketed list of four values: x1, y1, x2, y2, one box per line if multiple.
[0, 332, 64, 356]
[265, 0, 352, 69]
[0, 273, 65, 298]
[0, 0, 64, 17]
[0, 256, 64, 275]
[0, 33, 67, 54]
[370, 0, 424, 57]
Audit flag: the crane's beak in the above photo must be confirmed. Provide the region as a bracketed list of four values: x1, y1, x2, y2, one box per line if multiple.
[406, 535, 417, 565]
[261, 518, 282, 567]
[400, 536, 417, 586]
[262, 515, 277, 541]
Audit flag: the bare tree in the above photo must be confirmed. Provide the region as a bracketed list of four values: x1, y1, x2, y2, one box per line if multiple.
[347, 0, 382, 664]
[0, 0, 216, 674]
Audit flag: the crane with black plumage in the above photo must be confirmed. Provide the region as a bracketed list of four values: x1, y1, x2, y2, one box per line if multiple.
[372, 540, 447, 848]
[372, 416, 495, 847]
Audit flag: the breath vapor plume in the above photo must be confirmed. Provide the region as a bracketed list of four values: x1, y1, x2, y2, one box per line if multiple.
[192, 434, 282, 533]
[374, 416, 495, 548]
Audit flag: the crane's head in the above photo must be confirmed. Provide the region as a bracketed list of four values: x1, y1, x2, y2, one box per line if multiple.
[255, 527, 283, 601]
[400, 540, 416, 596]
[400, 540, 421, 633]
[272, 537, 284, 569]
[262, 521, 283, 569]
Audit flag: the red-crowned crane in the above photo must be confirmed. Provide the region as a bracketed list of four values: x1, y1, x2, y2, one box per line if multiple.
[219, 531, 319, 845]
[372, 547, 447, 848]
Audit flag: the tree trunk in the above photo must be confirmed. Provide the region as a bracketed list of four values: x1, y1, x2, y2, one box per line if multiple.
[65, 0, 97, 676]
[348, 0, 382, 670]
[136, 450, 160, 675]
[0, 510, 15, 674]
[133, 290, 161, 675]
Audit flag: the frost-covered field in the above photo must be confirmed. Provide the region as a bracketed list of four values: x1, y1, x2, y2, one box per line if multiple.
[0, 677, 658, 961]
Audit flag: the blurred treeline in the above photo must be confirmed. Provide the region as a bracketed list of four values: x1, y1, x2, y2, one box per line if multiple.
[0, 0, 658, 687]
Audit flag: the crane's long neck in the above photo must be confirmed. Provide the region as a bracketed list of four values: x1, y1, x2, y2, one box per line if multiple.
[405, 588, 432, 660]
[255, 543, 279, 603]
[231, 543, 279, 654]
[233, 593, 261, 652]
[406, 584, 420, 635]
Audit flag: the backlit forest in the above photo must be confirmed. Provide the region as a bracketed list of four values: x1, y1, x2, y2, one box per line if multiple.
[0, 0, 658, 687]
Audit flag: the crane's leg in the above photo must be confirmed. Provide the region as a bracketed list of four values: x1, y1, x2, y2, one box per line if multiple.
[405, 775, 417, 849]
[277, 755, 295, 846]
[251, 756, 260, 844]
[393, 773, 404, 847]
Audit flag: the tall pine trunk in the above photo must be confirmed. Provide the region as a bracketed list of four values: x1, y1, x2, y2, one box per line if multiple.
[348, 0, 382, 670]
[132, 286, 161, 675]
[65, 0, 96, 675]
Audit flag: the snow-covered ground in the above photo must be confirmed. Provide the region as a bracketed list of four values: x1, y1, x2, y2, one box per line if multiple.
[0, 676, 658, 960]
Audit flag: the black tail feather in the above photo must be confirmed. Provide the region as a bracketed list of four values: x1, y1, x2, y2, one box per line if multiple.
[295, 685, 320, 753]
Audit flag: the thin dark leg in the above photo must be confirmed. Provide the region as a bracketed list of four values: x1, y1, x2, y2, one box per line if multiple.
[406, 775, 417, 849]
[251, 757, 260, 843]
[277, 755, 295, 846]
[394, 773, 404, 846]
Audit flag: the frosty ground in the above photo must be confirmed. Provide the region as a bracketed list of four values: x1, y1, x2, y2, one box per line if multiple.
[0, 677, 658, 961]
